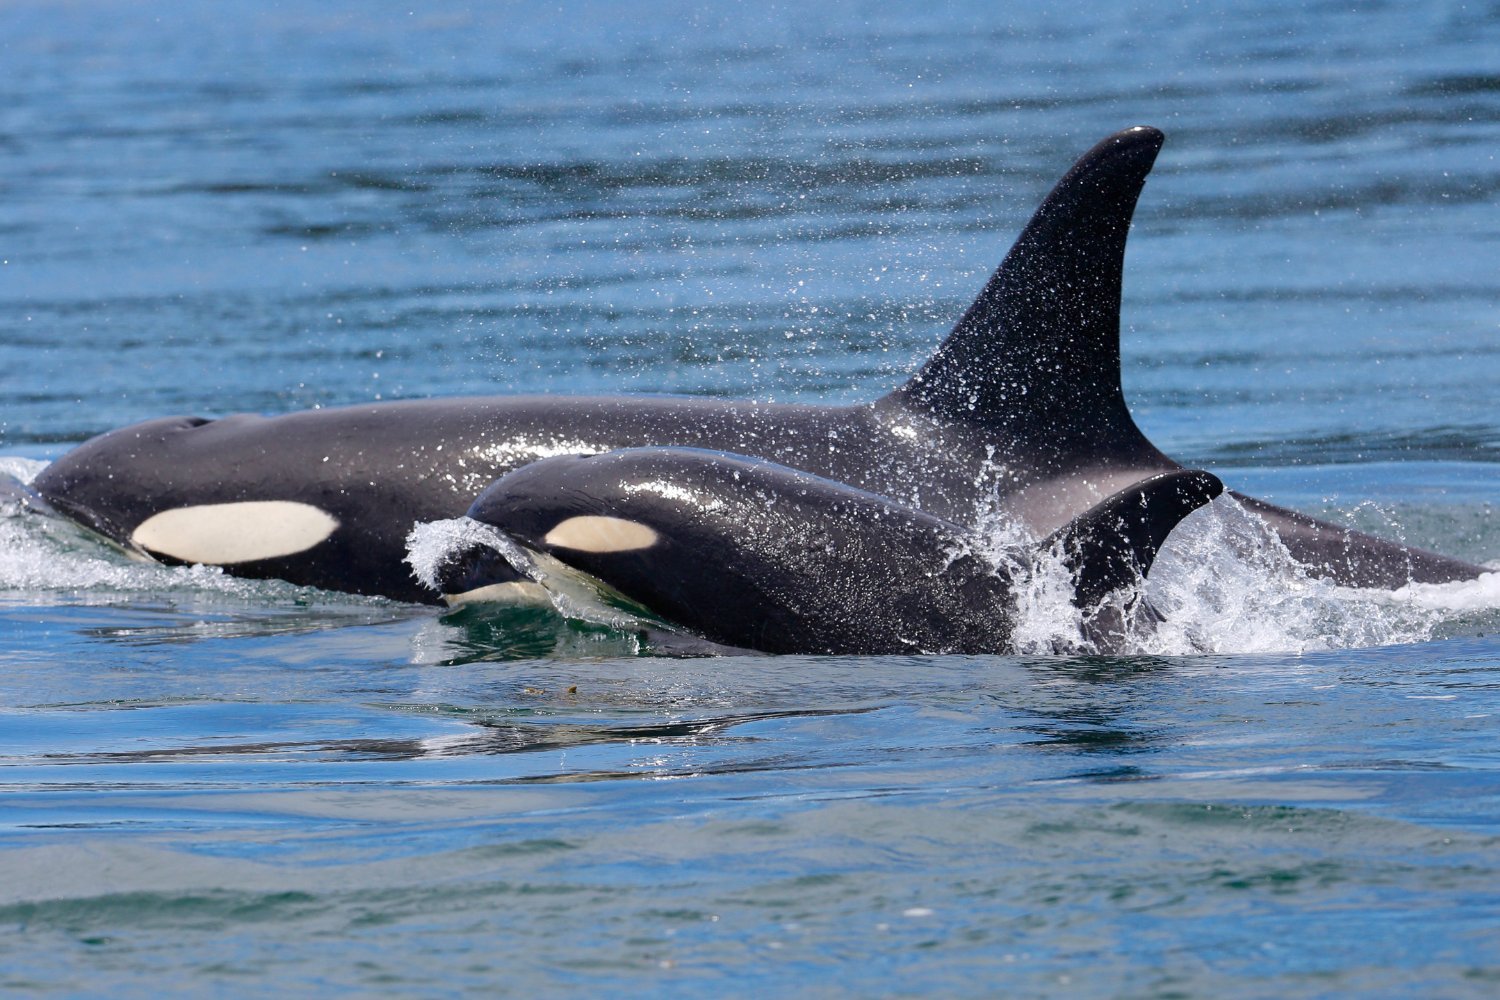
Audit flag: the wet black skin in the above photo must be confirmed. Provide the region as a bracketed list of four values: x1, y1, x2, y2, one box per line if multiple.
[32, 127, 1488, 602]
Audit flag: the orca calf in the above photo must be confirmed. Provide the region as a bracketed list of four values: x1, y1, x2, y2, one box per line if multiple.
[30, 126, 1486, 602]
[440, 448, 1224, 655]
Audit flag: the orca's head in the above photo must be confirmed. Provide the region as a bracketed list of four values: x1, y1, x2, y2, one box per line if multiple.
[33, 415, 219, 543]
[436, 447, 905, 656]
[32, 413, 351, 566]
[449, 451, 717, 616]
[409, 451, 686, 609]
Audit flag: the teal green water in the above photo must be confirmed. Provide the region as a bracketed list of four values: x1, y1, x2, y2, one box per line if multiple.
[2, 0, 1499, 995]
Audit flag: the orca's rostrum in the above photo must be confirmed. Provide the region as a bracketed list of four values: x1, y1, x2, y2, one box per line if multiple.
[30, 127, 1487, 612]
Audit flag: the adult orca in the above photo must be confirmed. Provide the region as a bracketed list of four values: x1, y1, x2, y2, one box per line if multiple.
[432, 447, 1224, 655]
[29, 126, 1486, 602]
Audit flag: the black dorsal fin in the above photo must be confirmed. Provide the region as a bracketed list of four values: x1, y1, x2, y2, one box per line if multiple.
[1046, 469, 1222, 607]
[885, 126, 1164, 450]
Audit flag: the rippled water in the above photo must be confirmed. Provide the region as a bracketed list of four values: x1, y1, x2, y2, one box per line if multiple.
[2, 0, 1499, 994]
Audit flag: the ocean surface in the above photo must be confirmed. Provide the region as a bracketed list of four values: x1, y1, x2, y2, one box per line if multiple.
[2, 0, 1499, 995]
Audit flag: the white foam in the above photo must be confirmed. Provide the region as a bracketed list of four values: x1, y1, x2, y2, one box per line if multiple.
[964, 510, 1079, 654]
[1384, 571, 1500, 613]
[0, 456, 48, 487]
[1137, 498, 1463, 654]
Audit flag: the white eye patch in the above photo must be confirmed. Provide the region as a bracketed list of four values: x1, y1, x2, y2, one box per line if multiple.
[543, 515, 659, 553]
[131, 501, 339, 564]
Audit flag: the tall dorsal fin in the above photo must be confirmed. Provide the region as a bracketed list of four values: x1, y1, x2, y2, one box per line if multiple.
[885, 126, 1164, 452]
[1046, 469, 1222, 607]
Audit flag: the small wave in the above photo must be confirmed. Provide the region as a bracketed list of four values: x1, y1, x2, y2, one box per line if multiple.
[404, 516, 520, 594]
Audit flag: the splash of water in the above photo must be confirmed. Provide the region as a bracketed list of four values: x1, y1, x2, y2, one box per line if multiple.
[967, 503, 1092, 655]
[404, 516, 526, 594]
[0, 456, 47, 487]
[406, 516, 655, 639]
[973, 492, 1498, 657]
[0, 486, 222, 598]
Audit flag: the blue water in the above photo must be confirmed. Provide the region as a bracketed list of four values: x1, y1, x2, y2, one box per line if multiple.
[2, 0, 1499, 994]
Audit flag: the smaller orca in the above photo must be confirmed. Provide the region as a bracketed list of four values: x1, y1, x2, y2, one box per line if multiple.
[443, 448, 1223, 655]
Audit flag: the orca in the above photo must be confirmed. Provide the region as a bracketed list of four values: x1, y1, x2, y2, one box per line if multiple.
[437, 447, 1225, 655]
[29, 126, 1486, 602]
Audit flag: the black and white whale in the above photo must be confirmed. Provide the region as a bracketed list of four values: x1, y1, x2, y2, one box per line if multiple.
[28, 126, 1487, 602]
[436, 447, 1224, 655]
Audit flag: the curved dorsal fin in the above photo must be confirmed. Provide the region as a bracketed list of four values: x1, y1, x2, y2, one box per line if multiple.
[1046, 469, 1222, 607]
[885, 126, 1164, 453]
